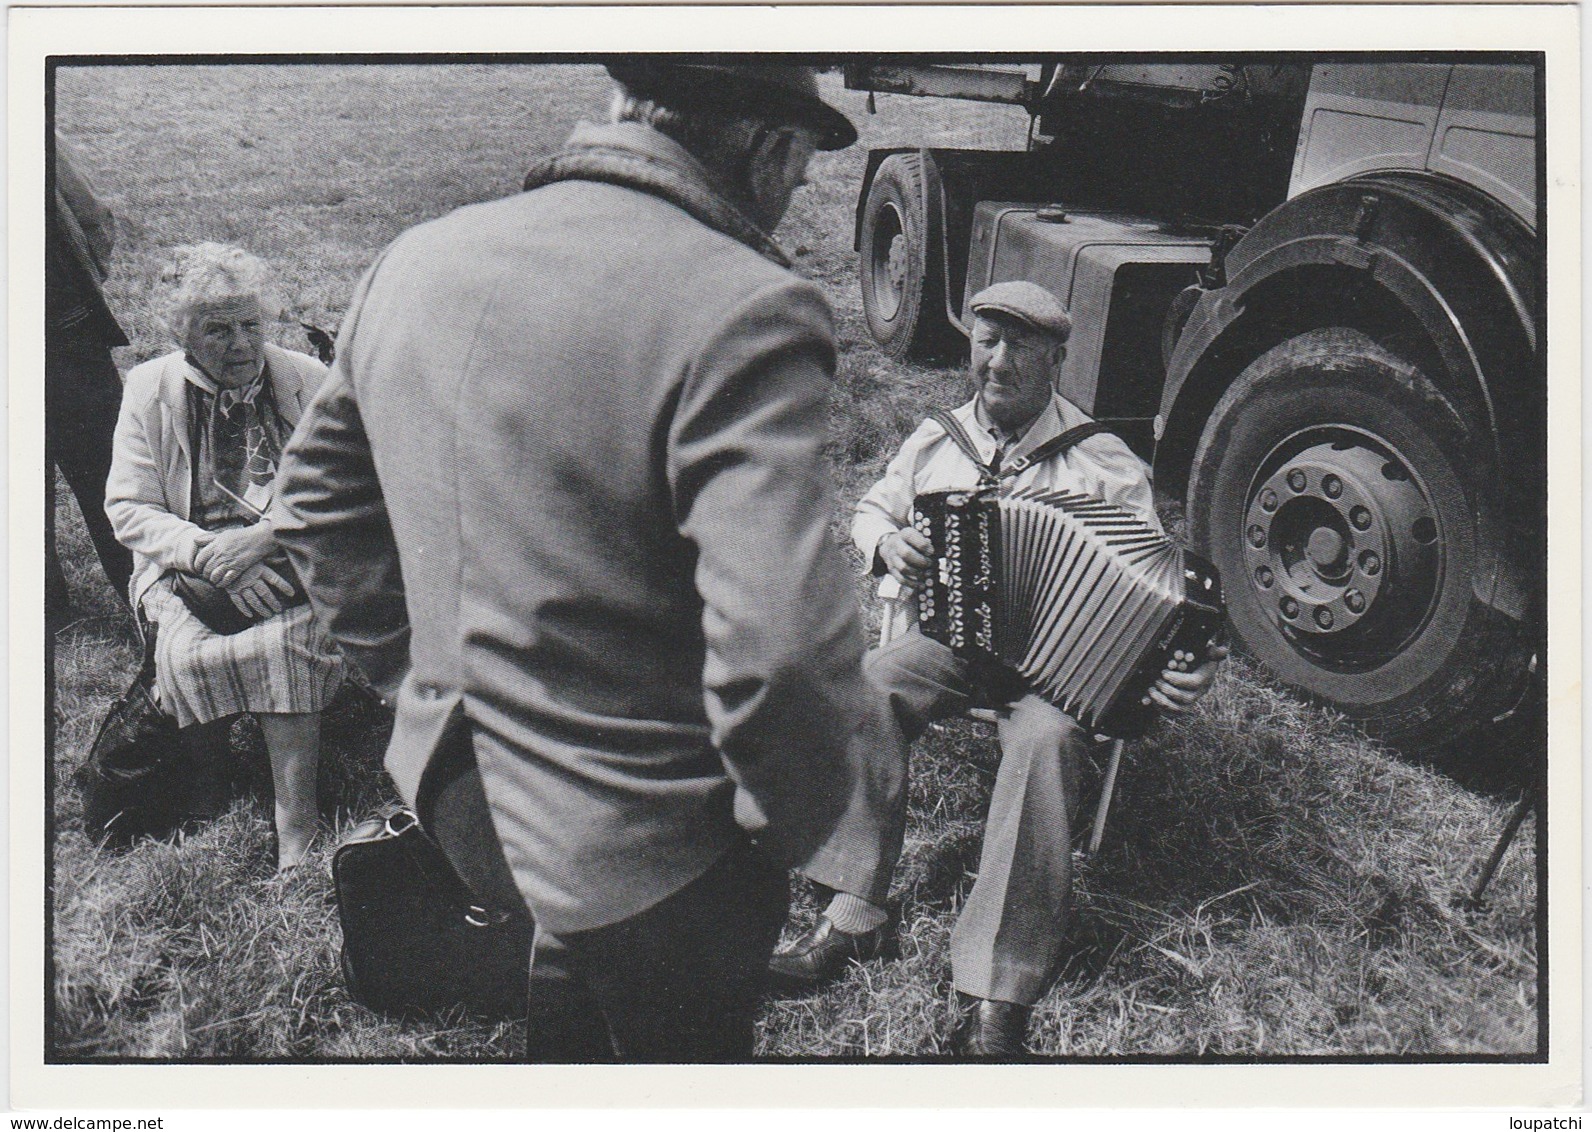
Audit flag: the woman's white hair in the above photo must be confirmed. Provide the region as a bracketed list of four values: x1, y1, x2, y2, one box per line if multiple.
[159, 242, 282, 340]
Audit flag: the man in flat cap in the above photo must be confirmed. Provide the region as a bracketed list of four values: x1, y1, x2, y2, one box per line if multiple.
[275, 62, 891, 1060]
[770, 280, 1225, 1056]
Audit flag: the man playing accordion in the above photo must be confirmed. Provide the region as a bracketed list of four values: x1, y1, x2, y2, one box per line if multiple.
[771, 281, 1227, 1056]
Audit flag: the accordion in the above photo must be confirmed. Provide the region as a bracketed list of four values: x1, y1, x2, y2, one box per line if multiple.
[911, 486, 1223, 738]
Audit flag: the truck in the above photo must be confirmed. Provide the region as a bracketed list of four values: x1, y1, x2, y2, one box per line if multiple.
[843, 60, 1542, 753]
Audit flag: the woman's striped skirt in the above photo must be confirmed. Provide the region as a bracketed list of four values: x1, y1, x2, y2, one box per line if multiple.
[141, 574, 344, 728]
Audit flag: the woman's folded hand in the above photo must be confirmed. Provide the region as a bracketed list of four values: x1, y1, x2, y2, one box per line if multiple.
[224, 560, 295, 621]
[196, 521, 276, 587]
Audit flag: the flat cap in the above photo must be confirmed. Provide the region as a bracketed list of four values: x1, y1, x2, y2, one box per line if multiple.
[970, 280, 1072, 341]
[605, 61, 857, 150]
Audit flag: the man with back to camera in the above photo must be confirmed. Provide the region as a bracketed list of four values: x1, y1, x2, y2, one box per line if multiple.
[273, 62, 897, 1061]
[769, 280, 1227, 1056]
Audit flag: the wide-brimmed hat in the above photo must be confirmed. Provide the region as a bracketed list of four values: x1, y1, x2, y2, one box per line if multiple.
[605, 60, 857, 150]
[970, 281, 1072, 341]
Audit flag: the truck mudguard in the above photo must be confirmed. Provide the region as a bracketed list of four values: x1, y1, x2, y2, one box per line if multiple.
[1158, 171, 1540, 626]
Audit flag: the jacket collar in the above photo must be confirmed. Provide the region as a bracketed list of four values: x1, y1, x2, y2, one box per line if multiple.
[522, 121, 792, 268]
[160, 344, 310, 462]
[953, 393, 1089, 469]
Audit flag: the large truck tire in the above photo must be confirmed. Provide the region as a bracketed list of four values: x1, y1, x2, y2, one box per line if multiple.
[1186, 328, 1534, 753]
[859, 153, 958, 360]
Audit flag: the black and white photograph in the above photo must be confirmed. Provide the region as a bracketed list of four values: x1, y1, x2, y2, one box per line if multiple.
[13, 1, 1579, 1111]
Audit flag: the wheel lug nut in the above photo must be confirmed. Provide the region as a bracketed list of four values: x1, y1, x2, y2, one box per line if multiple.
[1286, 469, 1307, 493]
[1247, 524, 1267, 548]
[1350, 506, 1372, 530]
[1255, 566, 1274, 588]
[1314, 606, 1335, 629]
[1322, 474, 1343, 499]
[1259, 489, 1279, 513]
[1359, 550, 1381, 575]
[1280, 597, 1299, 619]
[1345, 589, 1365, 613]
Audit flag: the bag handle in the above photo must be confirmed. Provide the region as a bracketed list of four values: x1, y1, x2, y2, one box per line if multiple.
[133, 607, 160, 687]
[385, 809, 514, 926]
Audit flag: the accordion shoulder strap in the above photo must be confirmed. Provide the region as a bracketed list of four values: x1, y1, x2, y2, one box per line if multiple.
[1004, 421, 1114, 478]
[928, 409, 1118, 483]
[928, 408, 999, 484]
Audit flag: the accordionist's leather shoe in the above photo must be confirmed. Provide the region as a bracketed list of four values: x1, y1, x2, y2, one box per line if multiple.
[949, 993, 1031, 1058]
[767, 915, 893, 992]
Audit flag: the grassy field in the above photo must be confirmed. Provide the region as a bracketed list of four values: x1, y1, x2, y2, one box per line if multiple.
[48, 62, 1539, 1060]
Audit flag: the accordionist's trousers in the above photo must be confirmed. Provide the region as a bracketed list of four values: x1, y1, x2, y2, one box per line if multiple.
[800, 626, 1087, 1007]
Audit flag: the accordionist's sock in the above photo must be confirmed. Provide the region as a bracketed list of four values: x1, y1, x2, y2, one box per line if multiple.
[825, 892, 888, 934]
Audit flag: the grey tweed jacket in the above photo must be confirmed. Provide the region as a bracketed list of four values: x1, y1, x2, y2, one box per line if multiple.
[274, 123, 887, 935]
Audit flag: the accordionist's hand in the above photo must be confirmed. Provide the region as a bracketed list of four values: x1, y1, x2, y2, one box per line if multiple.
[1147, 642, 1230, 714]
[879, 528, 935, 592]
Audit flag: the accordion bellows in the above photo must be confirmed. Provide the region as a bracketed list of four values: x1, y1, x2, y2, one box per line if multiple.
[912, 486, 1223, 738]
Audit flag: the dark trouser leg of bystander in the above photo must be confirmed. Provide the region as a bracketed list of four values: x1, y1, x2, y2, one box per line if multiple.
[47, 541, 71, 623]
[520, 931, 615, 1063]
[557, 839, 790, 1061]
[46, 346, 134, 605]
[423, 718, 612, 1062]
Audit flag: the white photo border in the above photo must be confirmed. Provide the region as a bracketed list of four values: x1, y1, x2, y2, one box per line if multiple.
[9, 3, 1582, 1109]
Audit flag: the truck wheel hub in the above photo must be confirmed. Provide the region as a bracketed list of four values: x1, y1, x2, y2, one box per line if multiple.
[887, 235, 909, 293]
[1243, 437, 1438, 648]
[1305, 526, 1347, 571]
[866, 200, 909, 322]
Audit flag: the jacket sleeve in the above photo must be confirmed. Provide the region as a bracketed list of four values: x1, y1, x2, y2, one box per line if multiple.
[851, 419, 937, 571]
[104, 368, 209, 579]
[273, 261, 411, 702]
[54, 134, 117, 278]
[667, 279, 883, 870]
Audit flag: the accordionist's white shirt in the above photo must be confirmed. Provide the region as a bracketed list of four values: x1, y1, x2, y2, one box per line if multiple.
[853, 392, 1160, 638]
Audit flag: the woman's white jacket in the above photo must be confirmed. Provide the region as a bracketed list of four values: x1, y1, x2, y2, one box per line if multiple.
[105, 344, 327, 608]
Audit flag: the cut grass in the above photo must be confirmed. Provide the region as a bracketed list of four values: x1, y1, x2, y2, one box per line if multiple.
[47, 62, 1537, 1060]
[760, 658, 1536, 1058]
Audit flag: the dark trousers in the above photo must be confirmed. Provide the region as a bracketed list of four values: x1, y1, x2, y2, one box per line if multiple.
[421, 719, 788, 1062]
[47, 345, 132, 607]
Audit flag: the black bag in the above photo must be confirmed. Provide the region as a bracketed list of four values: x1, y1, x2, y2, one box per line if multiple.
[171, 557, 306, 636]
[333, 806, 532, 1019]
[76, 622, 187, 847]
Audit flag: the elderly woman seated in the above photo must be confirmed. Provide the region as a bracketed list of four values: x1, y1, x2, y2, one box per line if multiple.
[106, 242, 343, 870]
